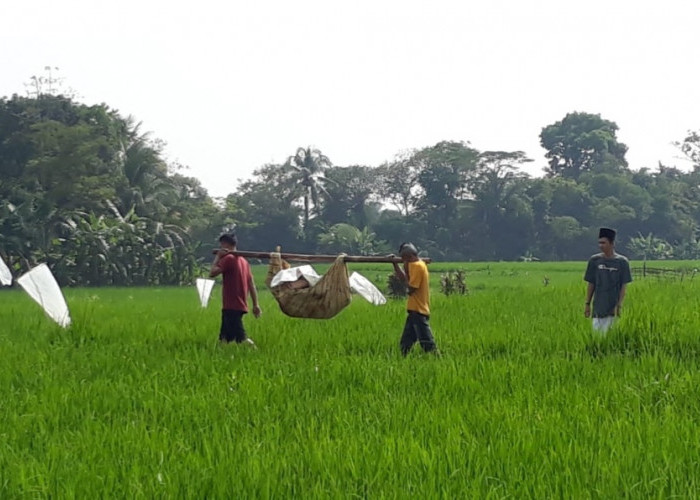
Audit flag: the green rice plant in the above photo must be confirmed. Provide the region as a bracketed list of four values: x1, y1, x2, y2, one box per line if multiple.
[1, 261, 700, 497]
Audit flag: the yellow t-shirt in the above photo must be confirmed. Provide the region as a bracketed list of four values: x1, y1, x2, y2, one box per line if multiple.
[406, 260, 430, 316]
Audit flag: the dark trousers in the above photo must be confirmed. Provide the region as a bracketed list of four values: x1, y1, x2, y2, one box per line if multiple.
[400, 311, 437, 356]
[220, 309, 247, 343]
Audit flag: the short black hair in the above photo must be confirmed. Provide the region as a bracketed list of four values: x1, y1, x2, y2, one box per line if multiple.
[219, 233, 238, 246]
[399, 242, 418, 256]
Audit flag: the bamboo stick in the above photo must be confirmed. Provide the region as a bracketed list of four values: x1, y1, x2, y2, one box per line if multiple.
[210, 249, 431, 264]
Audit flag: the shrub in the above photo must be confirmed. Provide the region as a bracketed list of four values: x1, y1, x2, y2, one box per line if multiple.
[440, 270, 468, 296]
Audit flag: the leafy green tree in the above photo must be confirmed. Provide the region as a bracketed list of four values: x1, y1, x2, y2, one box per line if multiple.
[322, 165, 380, 228]
[371, 210, 422, 254]
[413, 141, 479, 218]
[540, 112, 628, 179]
[468, 151, 534, 259]
[547, 216, 590, 260]
[376, 154, 422, 216]
[549, 178, 592, 220]
[411, 141, 479, 257]
[672, 237, 700, 260]
[27, 119, 121, 213]
[676, 130, 700, 168]
[634, 165, 696, 244]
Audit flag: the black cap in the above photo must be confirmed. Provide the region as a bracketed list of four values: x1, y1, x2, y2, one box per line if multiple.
[599, 227, 616, 242]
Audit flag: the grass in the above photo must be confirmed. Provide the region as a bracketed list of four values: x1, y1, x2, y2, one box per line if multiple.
[2, 261, 700, 497]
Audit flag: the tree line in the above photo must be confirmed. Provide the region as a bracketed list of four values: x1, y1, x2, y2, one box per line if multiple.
[1, 93, 699, 286]
[232, 114, 700, 262]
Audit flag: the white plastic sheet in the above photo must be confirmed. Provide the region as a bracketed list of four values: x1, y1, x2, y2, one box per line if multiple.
[349, 272, 387, 305]
[0, 255, 11, 286]
[196, 278, 215, 307]
[17, 264, 72, 328]
[271, 265, 321, 287]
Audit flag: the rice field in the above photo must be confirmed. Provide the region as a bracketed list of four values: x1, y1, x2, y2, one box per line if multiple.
[2, 261, 700, 498]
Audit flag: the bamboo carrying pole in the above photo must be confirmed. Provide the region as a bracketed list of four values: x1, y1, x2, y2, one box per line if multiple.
[210, 249, 431, 264]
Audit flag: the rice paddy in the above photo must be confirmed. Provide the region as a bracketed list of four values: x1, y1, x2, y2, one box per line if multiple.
[2, 261, 700, 498]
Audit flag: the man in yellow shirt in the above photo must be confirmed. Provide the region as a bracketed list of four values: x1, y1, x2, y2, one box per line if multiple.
[392, 242, 438, 356]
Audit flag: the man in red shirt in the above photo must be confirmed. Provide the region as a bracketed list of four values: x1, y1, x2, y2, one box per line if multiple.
[209, 233, 261, 346]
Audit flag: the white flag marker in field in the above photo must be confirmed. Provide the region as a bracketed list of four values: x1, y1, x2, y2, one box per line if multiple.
[196, 278, 215, 307]
[17, 264, 72, 328]
[0, 255, 11, 286]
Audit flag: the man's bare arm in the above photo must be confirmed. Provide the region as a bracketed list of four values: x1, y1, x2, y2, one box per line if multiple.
[209, 250, 228, 277]
[584, 282, 594, 317]
[585, 282, 594, 303]
[392, 262, 407, 282]
[392, 262, 417, 294]
[248, 273, 261, 317]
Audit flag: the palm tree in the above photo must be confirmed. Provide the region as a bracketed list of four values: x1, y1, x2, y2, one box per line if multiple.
[117, 117, 174, 219]
[286, 147, 333, 228]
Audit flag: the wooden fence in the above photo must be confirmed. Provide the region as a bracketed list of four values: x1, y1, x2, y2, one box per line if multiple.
[631, 265, 699, 281]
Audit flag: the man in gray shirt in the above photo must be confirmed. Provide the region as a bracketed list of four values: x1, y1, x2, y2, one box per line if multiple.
[584, 227, 632, 334]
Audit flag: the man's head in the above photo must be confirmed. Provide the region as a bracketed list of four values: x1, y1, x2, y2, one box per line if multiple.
[598, 227, 616, 254]
[219, 232, 238, 250]
[399, 242, 419, 262]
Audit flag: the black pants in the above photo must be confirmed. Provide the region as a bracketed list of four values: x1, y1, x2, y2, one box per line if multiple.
[220, 310, 247, 343]
[400, 311, 437, 356]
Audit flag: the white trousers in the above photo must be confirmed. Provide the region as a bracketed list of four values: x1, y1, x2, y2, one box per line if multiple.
[592, 316, 616, 334]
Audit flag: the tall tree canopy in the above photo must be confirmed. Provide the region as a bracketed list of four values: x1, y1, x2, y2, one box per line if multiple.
[540, 112, 628, 179]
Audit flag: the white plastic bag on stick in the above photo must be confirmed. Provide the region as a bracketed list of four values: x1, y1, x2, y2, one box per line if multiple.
[349, 272, 387, 306]
[0, 255, 11, 286]
[17, 264, 72, 327]
[196, 278, 215, 307]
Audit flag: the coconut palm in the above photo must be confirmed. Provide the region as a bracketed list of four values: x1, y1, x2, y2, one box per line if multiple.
[286, 147, 333, 228]
[117, 116, 174, 219]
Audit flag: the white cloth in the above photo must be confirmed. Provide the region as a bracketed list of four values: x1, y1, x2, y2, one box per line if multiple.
[17, 264, 72, 328]
[270, 265, 386, 305]
[195, 278, 215, 307]
[592, 316, 616, 334]
[0, 255, 11, 286]
[271, 265, 321, 287]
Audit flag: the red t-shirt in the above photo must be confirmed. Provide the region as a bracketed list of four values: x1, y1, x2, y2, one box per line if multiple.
[218, 254, 250, 312]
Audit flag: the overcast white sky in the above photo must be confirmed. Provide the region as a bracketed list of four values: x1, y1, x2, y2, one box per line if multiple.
[2, 0, 698, 197]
